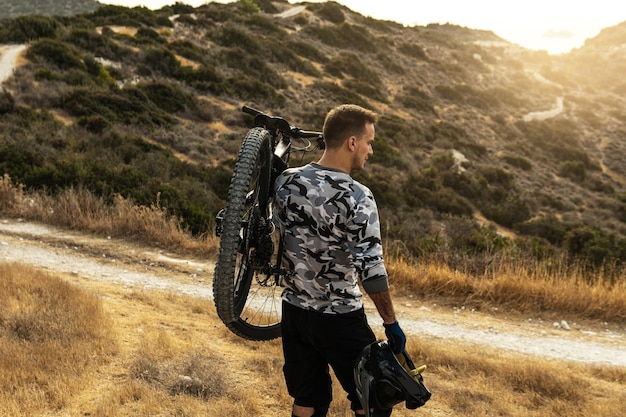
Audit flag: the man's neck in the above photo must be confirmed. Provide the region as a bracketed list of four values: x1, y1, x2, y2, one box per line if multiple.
[317, 153, 351, 173]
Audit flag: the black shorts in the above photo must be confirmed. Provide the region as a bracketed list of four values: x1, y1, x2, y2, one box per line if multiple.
[281, 301, 376, 411]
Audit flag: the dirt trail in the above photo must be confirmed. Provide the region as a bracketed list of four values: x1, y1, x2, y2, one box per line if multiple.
[1, 218, 624, 368]
[0, 44, 26, 84]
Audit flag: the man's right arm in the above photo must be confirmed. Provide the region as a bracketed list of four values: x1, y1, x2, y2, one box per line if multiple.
[367, 289, 397, 324]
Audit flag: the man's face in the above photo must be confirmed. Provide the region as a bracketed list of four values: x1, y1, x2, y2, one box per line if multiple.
[351, 122, 375, 171]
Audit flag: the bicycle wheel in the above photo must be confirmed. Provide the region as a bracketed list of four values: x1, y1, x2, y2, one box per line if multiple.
[213, 127, 282, 341]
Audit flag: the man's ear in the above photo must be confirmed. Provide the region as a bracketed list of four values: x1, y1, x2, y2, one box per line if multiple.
[347, 136, 357, 151]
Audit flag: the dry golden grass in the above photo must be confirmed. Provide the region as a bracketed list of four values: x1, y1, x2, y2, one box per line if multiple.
[1, 262, 624, 417]
[388, 256, 626, 324]
[0, 173, 218, 257]
[0, 263, 117, 416]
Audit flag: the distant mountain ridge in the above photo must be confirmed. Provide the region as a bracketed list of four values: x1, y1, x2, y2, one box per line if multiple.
[0, 0, 101, 19]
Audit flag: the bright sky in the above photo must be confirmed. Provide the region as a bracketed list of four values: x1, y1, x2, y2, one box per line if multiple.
[99, 0, 626, 54]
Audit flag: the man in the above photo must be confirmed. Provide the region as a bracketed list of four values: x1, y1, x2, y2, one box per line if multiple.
[274, 104, 407, 417]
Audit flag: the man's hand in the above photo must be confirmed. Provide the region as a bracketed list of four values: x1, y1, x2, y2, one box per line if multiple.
[383, 321, 406, 353]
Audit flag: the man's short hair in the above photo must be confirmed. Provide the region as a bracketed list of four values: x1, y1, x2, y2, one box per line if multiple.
[323, 104, 378, 149]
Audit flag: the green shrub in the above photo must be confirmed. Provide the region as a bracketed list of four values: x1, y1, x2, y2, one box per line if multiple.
[563, 226, 617, 268]
[376, 115, 423, 146]
[398, 87, 435, 114]
[170, 3, 196, 14]
[142, 46, 181, 77]
[397, 43, 428, 60]
[135, 27, 166, 44]
[0, 90, 15, 115]
[179, 65, 224, 93]
[316, 2, 345, 24]
[2, 15, 61, 42]
[251, 0, 280, 13]
[64, 28, 134, 61]
[209, 24, 261, 53]
[59, 87, 177, 127]
[27, 39, 85, 71]
[478, 166, 513, 188]
[312, 81, 369, 108]
[220, 48, 286, 89]
[287, 40, 328, 63]
[369, 138, 400, 166]
[77, 115, 111, 134]
[501, 154, 532, 171]
[481, 195, 531, 228]
[88, 5, 160, 27]
[343, 80, 388, 104]
[557, 160, 586, 182]
[267, 44, 320, 77]
[435, 84, 497, 109]
[239, 0, 260, 14]
[430, 188, 474, 217]
[169, 40, 206, 62]
[324, 52, 381, 85]
[245, 14, 286, 36]
[426, 121, 467, 146]
[222, 76, 286, 107]
[137, 81, 197, 113]
[305, 23, 376, 52]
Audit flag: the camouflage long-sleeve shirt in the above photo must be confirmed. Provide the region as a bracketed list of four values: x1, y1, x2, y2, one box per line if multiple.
[274, 163, 389, 314]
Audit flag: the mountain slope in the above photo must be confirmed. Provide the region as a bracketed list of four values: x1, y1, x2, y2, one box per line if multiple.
[1, 1, 626, 271]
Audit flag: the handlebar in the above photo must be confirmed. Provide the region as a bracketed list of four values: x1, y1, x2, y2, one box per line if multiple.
[242, 105, 324, 146]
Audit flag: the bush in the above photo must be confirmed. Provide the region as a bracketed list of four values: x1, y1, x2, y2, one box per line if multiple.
[137, 81, 197, 113]
[0, 89, 15, 114]
[324, 52, 381, 85]
[398, 87, 435, 114]
[209, 24, 261, 53]
[306, 23, 377, 52]
[245, 14, 286, 36]
[239, 0, 260, 14]
[2, 15, 61, 42]
[557, 160, 586, 182]
[89, 5, 161, 27]
[267, 44, 320, 77]
[59, 87, 177, 127]
[222, 76, 286, 107]
[220, 48, 286, 89]
[142, 46, 181, 77]
[168, 40, 206, 62]
[397, 43, 428, 60]
[135, 27, 166, 44]
[26, 39, 85, 71]
[312, 81, 369, 108]
[481, 195, 531, 228]
[501, 154, 532, 171]
[316, 1, 345, 24]
[286, 40, 328, 63]
[516, 215, 569, 245]
[64, 28, 134, 61]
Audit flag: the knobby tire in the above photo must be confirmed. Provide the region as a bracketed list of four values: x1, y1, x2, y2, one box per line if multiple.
[213, 128, 282, 341]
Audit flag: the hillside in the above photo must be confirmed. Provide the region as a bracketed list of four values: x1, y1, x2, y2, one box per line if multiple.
[1, 1, 626, 273]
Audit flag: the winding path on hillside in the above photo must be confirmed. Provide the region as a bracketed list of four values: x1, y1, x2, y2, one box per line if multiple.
[0, 218, 624, 368]
[0, 44, 26, 84]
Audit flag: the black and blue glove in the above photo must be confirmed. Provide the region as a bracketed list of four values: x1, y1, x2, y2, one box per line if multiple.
[384, 321, 406, 354]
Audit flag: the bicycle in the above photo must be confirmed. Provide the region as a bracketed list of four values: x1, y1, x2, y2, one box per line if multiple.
[213, 105, 324, 341]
